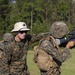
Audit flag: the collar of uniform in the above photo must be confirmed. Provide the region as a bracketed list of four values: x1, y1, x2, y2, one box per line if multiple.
[14, 41, 24, 48]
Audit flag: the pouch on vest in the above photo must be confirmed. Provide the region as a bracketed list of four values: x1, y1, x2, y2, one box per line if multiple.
[33, 36, 61, 71]
[33, 45, 57, 71]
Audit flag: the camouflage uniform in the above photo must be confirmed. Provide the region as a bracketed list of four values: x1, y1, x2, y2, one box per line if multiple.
[0, 33, 45, 75]
[0, 33, 13, 75]
[33, 21, 72, 75]
[39, 38, 71, 75]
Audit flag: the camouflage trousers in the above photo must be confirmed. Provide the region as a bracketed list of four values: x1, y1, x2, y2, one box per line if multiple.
[0, 69, 30, 75]
[0, 59, 30, 75]
[40, 67, 61, 75]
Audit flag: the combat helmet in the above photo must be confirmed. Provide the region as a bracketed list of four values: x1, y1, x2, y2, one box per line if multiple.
[3, 33, 13, 41]
[50, 21, 69, 38]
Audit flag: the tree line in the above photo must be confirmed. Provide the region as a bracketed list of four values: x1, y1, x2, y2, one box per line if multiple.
[0, 0, 75, 36]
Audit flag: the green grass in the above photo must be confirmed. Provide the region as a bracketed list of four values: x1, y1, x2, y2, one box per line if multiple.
[27, 49, 75, 75]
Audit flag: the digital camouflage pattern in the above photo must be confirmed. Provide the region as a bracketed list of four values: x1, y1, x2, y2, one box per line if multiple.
[0, 33, 46, 75]
[33, 22, 71, 75]
[50, 21, 69, 38]
[33, 37, 71, 75]
[0, 33, 14, 62]
[0, 33, 13, 75]
[0, 41, 4, 51]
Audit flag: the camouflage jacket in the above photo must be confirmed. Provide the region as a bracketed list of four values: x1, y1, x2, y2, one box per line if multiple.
[39, 37, 72, 66]
[0, 40, 11, 59]
[0, 33, 46, 75]
[0, 41, 4, 51]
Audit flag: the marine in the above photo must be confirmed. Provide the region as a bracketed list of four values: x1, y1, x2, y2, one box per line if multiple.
[0, 33, 13, 74]
[0, 33, 13, 55]
[0, 22, 49, 75]
[33, 21, 72, 75]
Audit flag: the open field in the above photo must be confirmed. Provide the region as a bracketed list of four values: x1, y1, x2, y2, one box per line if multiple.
[27, 48, 75, 75]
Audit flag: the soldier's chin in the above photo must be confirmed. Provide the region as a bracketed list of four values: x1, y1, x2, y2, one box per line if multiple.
[20, 37, 25, 40]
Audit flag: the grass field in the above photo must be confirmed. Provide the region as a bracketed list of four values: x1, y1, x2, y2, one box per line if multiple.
[27, 49, 75, 75]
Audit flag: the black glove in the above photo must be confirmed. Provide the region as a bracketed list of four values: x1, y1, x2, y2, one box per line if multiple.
[69, 35, 75, 39]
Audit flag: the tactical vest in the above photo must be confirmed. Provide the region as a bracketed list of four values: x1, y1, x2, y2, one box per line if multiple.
[33, 36, 61, 71]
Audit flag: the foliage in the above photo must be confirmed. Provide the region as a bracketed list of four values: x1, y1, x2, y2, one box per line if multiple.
[0, 0, 10, 34]
[0, 0, 75, 35]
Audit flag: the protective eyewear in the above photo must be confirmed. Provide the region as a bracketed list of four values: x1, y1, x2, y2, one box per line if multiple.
[19, 31, 28, 34]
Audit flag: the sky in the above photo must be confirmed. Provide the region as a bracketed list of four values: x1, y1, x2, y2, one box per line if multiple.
[11, 0, 16, 4]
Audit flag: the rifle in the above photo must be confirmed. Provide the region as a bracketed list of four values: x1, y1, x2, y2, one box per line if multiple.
[43, 31, 75, 46]
[68, 31, 75, 39]
[57, 31, 75, 46]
